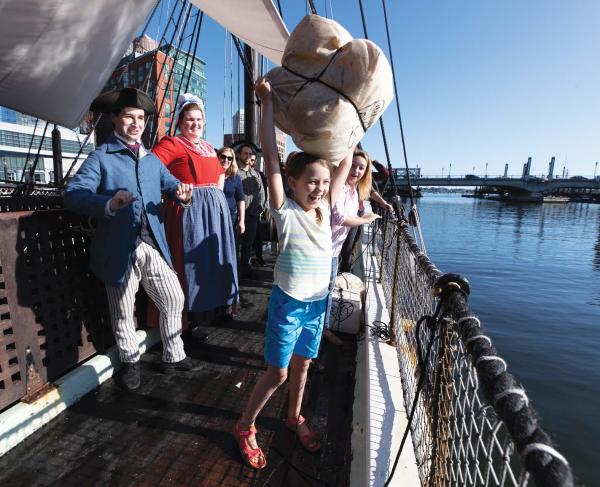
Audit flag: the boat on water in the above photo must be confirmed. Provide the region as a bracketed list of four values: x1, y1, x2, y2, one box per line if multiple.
[0, 1, 576, 486]
[543, 195, 570, 203]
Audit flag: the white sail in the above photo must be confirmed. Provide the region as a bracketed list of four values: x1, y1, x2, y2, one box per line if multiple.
[0, 0, 158, 128]
[0, 0, 288, 128]
[191, 0, 289, 65]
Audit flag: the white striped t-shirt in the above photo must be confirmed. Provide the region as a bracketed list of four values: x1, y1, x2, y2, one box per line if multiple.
[271, 197, 333, 302]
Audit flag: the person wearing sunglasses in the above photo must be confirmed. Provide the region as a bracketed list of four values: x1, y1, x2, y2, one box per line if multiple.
[218, 147, 245, 320]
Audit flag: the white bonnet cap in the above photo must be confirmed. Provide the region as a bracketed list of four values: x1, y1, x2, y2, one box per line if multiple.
[176, 93, 205, 120]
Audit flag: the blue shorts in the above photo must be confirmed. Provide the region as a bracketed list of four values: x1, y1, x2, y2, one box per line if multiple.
[264, 285, 327, 368]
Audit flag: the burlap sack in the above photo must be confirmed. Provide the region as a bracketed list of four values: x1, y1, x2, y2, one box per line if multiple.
[266, 14, 393, 162]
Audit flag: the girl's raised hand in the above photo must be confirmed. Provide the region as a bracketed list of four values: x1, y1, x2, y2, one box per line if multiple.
[254, 77, 272, 101]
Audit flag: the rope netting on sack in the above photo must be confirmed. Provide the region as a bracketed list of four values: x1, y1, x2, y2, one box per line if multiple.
[366, 214, 575, 487]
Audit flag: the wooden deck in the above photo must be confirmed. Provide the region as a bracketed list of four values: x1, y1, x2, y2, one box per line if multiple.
[0, 256, 357, 486]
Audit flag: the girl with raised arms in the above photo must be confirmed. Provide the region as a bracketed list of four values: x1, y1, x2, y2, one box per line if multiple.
[233, 77, 353, 469]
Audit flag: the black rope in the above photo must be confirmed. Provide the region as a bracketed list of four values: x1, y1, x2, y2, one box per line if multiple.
[441, 293, 575, 487]
[281, 50, 368, 134]
[307, 0, 318, 14]
[183, 12, 203, 95]
[142, 0, 185, 94]
[23, 122, 49, 185]
[151, 1, 194, 146]
[19, 118, 39, 184]
[60, 117, 101, 186]
[231, 35, 262, 107]
[380, 0, 415, 206]
[168, 10, 204, 136]
[276, 0, 284, 18]
[384, 308, 441, 486]
[355, 0, 401, 208]
[231, 35, 255, 83]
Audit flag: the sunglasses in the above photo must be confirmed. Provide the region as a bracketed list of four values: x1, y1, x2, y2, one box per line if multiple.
[219, 155, 233, 162]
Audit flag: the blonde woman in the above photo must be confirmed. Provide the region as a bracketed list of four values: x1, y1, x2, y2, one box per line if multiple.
[217, 147, 245, 236]
[218, 146, 245, 320]
[324, 149, 381, 343]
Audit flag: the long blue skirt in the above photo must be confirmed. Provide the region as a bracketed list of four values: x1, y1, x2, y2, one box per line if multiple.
[183, 186, 239, 312]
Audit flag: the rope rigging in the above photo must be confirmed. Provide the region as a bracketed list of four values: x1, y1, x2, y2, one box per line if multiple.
[18, 117, 40, 184]
[168, 9, 204, 136]
[19, 121, 49, 185]
[141, 0, 185, 94]
[150, 1, 194, 146]
[355, 0, 427, 253]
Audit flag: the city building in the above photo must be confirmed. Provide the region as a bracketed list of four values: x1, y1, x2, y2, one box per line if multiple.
[232, 109, 244, 136]
[0, 107, 94, 184]
[102, 34, 207, 144]
[274, 128, 287, 162]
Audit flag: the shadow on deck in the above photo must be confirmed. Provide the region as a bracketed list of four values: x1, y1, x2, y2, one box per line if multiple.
[0, 255, 357, 487]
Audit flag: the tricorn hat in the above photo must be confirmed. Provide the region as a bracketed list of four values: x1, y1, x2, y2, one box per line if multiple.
[90, 87, 157, 115]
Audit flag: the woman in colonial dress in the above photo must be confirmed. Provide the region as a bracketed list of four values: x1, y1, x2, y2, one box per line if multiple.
[148, 94, 238, 335]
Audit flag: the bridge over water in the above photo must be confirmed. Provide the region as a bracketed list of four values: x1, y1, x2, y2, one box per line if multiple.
[390, 156, 600, 201]
[393, 174, 600, 201]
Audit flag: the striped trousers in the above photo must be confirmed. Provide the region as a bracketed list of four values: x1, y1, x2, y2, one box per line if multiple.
[105, 242, 186, 364]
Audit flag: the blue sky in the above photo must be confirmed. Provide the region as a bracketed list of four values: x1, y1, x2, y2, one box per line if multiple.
[149, 0, 600, 177]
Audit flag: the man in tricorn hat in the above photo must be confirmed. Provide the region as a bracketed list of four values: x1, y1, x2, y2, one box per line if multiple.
[65, 88, 194, 391]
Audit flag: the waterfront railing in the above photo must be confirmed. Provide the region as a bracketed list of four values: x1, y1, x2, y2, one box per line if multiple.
[370, 214, 574, 487]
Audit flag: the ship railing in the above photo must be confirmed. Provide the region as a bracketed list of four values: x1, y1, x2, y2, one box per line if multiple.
[369, 214, 574, 487]
[0, 197, 117, 412]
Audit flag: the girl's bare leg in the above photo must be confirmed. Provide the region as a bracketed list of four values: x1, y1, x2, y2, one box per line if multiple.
[287, 355, 320, 445]
[239, 365, 287, 448]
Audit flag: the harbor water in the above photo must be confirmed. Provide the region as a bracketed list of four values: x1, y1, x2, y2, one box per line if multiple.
[410, 194, 599, 486]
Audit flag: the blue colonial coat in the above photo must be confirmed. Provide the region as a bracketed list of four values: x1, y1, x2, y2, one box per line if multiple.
[64, 135, 182, 286]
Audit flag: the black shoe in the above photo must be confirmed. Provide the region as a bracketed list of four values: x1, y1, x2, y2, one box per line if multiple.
[161, 356, 193, 374]
[190, 327, 209, 343]
[116, 362, 140, 391]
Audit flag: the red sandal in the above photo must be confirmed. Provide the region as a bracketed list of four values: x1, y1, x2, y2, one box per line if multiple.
[234, 421, 267, 469]
[285, 414, 321, 453]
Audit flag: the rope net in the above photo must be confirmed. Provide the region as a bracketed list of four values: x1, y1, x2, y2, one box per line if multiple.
[369, 215, 574, 487]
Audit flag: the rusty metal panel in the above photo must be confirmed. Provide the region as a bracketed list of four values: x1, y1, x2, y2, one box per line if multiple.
[0, 259, 25, 409]
[0, 210, 112, 410]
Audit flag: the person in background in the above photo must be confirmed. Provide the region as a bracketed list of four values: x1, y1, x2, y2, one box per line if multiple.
[250, 153, 268, 266]
[233, 78, 353, 470]
[64, 88, 193, 391]
[324, 149, 381, 344]
[149, 93, 238, 339]
[218, 146, 245, 319]
[238, 144, 266, 278]
[338, 160, 393, 273]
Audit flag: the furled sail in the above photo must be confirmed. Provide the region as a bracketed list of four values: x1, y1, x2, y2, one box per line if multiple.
[0, 0, 158, 128]
[0, 0, 288, 128]
[190, 0, 289, 65]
